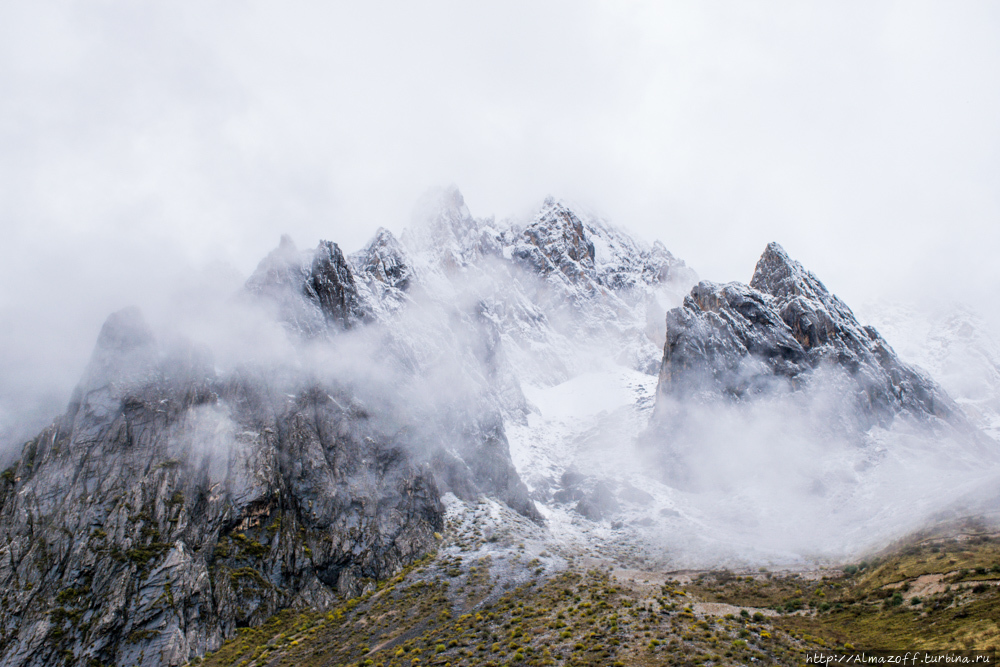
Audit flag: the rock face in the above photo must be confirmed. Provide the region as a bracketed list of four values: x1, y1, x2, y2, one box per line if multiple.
[511, 202, 596, 284]
[352, 227, 412, 292]
[0, 310, 441, 667]
[0, 188, 700, 667]
[245, 236, 369, 337]
[655, 242, 960, 431]
[349, 228, 413, 319]
[511, 198, 694, 302]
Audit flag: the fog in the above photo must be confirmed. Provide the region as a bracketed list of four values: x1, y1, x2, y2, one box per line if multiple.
[5, 178, 998, 565]
[632, 368, 998, 565]
[2, 3, 999, 556]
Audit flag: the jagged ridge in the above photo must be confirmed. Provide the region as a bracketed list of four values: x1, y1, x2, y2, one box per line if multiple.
[0, 309, 443, 667]
[656, 242, 965, 432]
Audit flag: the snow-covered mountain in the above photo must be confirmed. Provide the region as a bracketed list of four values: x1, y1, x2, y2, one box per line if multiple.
[235, 188, 997, 566]
[504, 237, 999, 571]
[394, 188, 696, 382]
[1, 186, 996, 667]
[860, 301, 1000, 442]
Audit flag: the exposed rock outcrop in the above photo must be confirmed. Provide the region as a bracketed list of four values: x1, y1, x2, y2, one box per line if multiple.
[0, 309, 442, 667]
[655, 242, 961, 431]
[349, 228, 413, 319]
[512, 201, 596, 285]
[4, 191, 601, 665]
[352, 227, 412, 292]
[245, 236, 369, 337]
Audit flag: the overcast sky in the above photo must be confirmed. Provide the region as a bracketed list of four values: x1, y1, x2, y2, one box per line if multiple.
[1, 1, 998, 443]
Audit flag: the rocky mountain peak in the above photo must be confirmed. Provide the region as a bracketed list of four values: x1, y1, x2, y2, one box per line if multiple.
[245, 236, 309, 298]
[94, 306, 156, 354]
[750, 241, 831, 303]
[354, 227, 411, 292]
[529, 200, 595, 266]
[748, 242, 864, 351]
[512, 200, 596, 285]
[246, 237, 369, 337]
[73, 307, 160, 404]
[307, 240, 368, 330]
[655, 243, 964, 433]
[645, 240, 681, 283]
[402, 186, 477, 258]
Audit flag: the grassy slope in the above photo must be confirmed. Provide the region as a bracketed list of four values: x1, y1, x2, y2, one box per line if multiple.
[191, 524, 1000, 667]
[780, 529, 1000, 652]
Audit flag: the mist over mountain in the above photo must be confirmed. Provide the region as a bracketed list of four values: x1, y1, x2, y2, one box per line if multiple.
[860, 301, 1000, 443]
[0, 188, 996, 667]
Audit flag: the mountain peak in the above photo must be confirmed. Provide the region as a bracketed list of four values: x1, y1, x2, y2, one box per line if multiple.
[520, 200, 595, 272]
[354, 228, 411, 292]
[403, 186, 476, 255]
[658, 241, 962, 432]
[367, 226, 398, 247]
[246, 238, 307, 300]
[306, 241, 368, 330]
[245, 238, 368, 336]
[411, 185, 469, 221]
[72, 306, 159, 405]
[537, 196, 573, 217]
[94, 306, 155, 354]
[750, 242, 830, 302]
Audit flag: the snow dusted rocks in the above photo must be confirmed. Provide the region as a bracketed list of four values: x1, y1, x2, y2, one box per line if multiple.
[245, 235, 369, 337]
[655, 242, 961, 432]
[6, 187, 997, 667]
[512, 198, 694, 299]
[511, 201, 596, 284]
[0, 308, 444, 667]
[352, 227, 412, 292]
[2, 189, 653, 666]
[860, 302, 1000, 441]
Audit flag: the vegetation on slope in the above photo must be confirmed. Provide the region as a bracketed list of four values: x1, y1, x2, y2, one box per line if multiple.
[189, 518, 1000, 667]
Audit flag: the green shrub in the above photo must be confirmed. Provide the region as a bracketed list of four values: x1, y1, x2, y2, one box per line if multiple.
[230, 532, 268, 558]
[126, 543, 169, 566]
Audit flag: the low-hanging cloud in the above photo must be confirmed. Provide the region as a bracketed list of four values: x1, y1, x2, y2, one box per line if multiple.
[3, 2, 1000, 452]
[546, 359, 1000, 568]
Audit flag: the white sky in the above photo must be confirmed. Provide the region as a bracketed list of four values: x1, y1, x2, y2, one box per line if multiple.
[1, 1, 998, 441]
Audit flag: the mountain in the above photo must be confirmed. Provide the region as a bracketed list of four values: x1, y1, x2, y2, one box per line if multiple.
[0, 188, 995, 667]
[654, 242, 962, 429]
[502, 240, 997, 571]
[0, 188, 694, 667]
[244, 235, 370, 337]
[0, 306, 443, 667]
[859, 301, 1000, 442]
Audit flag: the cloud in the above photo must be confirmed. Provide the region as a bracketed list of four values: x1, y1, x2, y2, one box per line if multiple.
[1, 1, 998, 450]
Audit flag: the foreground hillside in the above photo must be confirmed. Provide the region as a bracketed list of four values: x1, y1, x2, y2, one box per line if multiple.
[191, 514, 1000, 667]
